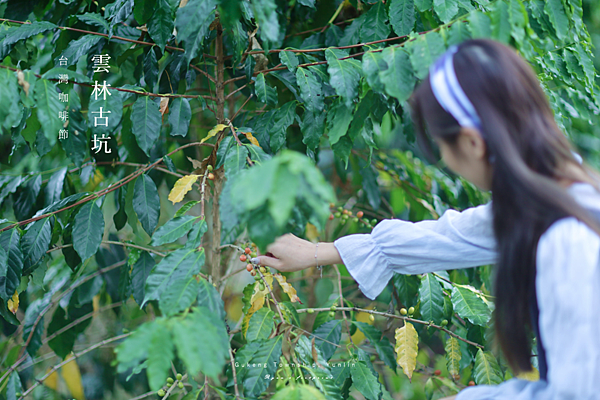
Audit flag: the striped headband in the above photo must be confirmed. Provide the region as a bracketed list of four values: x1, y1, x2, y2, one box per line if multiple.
[429, 45, 482, 130]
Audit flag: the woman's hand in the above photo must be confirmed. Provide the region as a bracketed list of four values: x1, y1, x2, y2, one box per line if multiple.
[251, 234, 342, 272]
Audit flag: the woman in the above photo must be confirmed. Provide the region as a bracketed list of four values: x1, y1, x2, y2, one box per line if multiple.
[252, 39, 600, 399]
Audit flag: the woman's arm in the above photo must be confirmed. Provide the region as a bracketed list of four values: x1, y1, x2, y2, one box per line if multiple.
[254, 202, 497, 299]
[456, 216, 600, 399]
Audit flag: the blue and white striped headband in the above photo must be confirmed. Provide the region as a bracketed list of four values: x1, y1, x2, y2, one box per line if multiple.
[429, 45, 482, 130]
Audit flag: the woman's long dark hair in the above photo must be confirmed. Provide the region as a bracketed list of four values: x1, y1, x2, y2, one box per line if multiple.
[409, 39, 600, 374]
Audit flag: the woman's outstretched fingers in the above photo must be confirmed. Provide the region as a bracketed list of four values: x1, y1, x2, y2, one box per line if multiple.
[251, 255, 283, 270]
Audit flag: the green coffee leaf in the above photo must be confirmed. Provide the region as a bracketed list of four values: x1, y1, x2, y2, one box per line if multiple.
[279, 50, 299, 72]
[146, 322, 174, 390]
[351, 361, 382, 400]
[433, 0, 459, 24]
[44, 167, 67, 206]
[271, 385, 326, 400]
[313, 319, 342, 361]
[389, 0, 416, 37]
[491, 1, 511, 43]
[175, 0, 218, 62]
[172, 307, 230, 381]
[418, 273, 445, 325]
[325, 48, 362, 107]
[143, 247, 202, 306]
[55, 35, 103, 67]
[379, 46, 415, 103]
[76, 12, 110, 32]
[73, 202, 105, 261]
[159, 248, 204, 316]
[246, 307, 275, 342]
[21, 217, 51, 275]
[450, 285, 491, 326]
[467, 11, 492, 38]
[133, 174, 160, 236]
[0, 229, 22, 300]
[151, 215, 198, 246]
[252, 0, 280, 43]
[296, 67, 323, 113]
[255, 73, 278, 106]
[0, 21, 57, 59]
[326, 99, 353, 145]
[408, 31, 445, 80]
[147, 0, 173, 52]
[353, 321, 397, 371]
[131, 96, 161, 156]
[23, 298, 48, 356]
[197, 277, 225, 319]
[243, 336, 283, 397]
[132, 251, 155, 306]
[543, 0, 569, 41]
[360, 1, 390, 45]
[168, 97, 192, 137]
[473, 349, 503, 385]
[34, 79, 63, 149]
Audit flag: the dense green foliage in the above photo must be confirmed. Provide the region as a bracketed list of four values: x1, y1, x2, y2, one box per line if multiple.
[0, 0, 598, 399]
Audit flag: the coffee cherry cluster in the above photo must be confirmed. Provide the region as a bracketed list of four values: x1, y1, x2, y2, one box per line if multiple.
[400, 306, 415, 317]
[157, 373, 185, 397]
[328, 203, 377, 229]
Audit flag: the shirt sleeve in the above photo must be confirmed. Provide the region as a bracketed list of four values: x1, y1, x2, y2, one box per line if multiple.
[333, 202, 497, 300]
[456, 216, 600, 400]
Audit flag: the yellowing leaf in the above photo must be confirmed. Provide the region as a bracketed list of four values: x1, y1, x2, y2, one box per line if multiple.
[305, 223, 319, 243]
[273, 273, 301, 303]
[395, 322, 419, 381]
[516, 366, 539, 381]
[168, 174, 200, 204]
[159, 97, 169, 115]
[7, 290, 19, 314]
[17, 70, 30, 96]
[44, 368, 59, 390]
[61, 356, 85, 400]
[201, 123, 228, 143]
[240, 131, 261, 147]
[242, 294, 265, 338]
[243, 273, 274, 337]
[444, 337, 461, 380]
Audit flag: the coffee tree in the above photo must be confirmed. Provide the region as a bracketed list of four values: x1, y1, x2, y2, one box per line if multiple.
[0, 0, 598, 399]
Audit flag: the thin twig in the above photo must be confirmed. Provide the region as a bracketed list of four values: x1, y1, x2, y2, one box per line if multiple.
[229, 349, 241, 400]
[19, 334, 131, 399]
[0, 261, 126, 384]
[296, 306, 484, 349]
[257, 271, 285, 322]
[229, 93, 254, 122]
[333, 264, 354, 345]
[0, 142, 211, 234]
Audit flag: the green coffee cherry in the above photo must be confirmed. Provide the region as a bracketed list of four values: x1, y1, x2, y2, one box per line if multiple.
[371, 219, 377, 225]
[167, 377, 174, 384]
[441, 319, 448, 326]
[408, 306, 415, 315]
[329, 311, 335, 318]
[157, 389, 166, 397]
[259, 283, 265, 291]
[330, 305, 337, 311]
[166, 382, 172, 388]
[400, 308, 407, 315]
[207, 164, 213, 171]
[176, 373, 182, 380]
[178, 382, 184, 389]
[307, 308, 314, 314]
